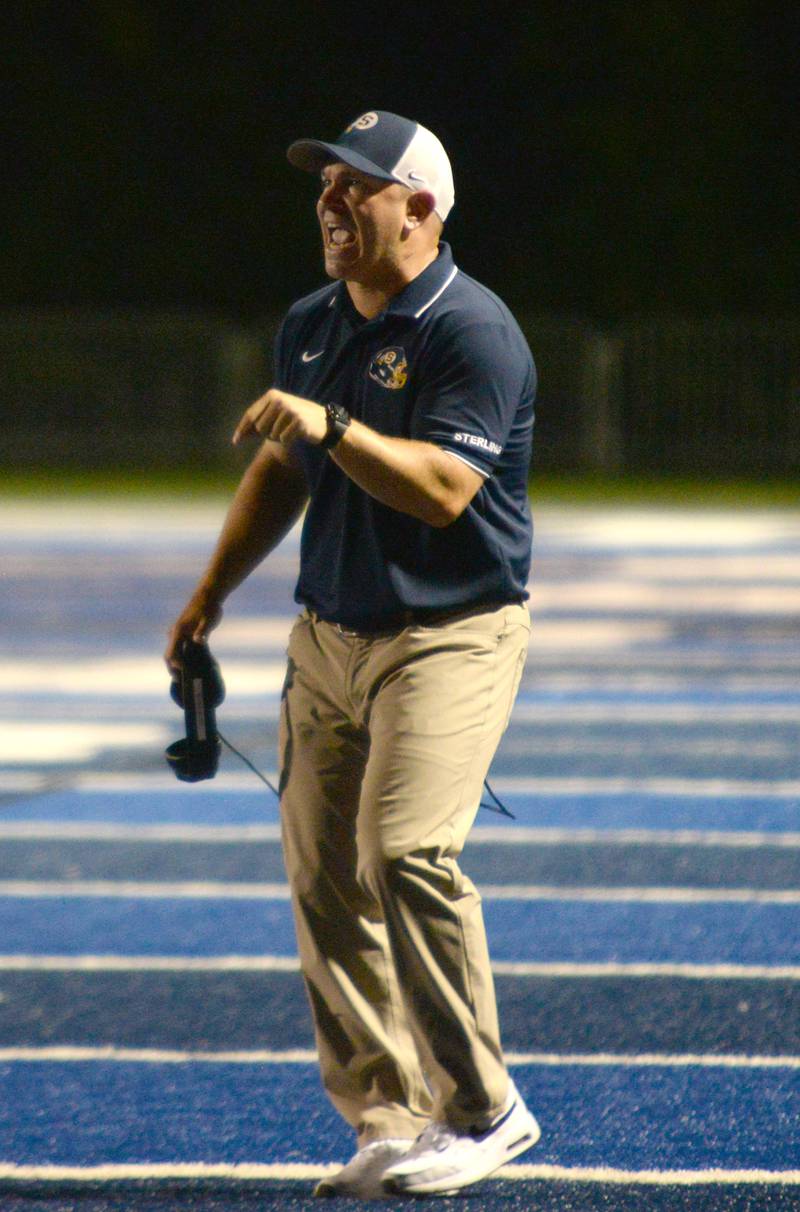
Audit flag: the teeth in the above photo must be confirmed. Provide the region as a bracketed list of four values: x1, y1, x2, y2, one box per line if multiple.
[330, 227, 353, 246]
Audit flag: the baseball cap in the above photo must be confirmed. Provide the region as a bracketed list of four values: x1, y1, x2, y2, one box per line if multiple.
[287, 110, 455, 222]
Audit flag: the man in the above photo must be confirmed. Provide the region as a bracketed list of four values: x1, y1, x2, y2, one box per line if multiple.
[166, 110, 540, 1199]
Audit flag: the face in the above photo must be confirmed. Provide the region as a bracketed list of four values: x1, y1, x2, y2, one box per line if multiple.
[316, 162, 414, 288]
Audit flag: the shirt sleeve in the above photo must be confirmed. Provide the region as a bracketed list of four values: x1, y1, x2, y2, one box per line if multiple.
[411, 318, 534, 477]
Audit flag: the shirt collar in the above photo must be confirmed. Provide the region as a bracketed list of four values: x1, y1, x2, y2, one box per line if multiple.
[384, 242, 458, 319]
[331, 242, 459, 323]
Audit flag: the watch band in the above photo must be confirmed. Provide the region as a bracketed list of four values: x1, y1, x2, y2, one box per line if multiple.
[320, 402, 351, 450]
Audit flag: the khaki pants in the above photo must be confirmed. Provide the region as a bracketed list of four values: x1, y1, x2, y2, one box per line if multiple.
[278, 602, 530, 1146]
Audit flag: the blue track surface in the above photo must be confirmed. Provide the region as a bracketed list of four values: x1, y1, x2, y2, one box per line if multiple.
[2, 896, 799, 966]
[1, 500, 799, 1211]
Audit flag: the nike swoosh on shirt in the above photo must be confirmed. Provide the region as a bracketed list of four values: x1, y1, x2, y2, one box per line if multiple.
[301, 350, 325, 362]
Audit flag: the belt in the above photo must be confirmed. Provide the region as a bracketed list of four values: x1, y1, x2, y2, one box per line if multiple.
[308, 600, 521, 638]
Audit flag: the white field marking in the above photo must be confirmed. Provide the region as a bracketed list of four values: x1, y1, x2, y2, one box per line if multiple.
[0, 1162, 798, 1185]
[503, 736, 794, 758]
[0, 658, 285, 697]
[2, 771, 799, 797]
[0, 723, 168, 764]
[487, 777, 800, 798]
[211, 617, 294, 649]
[529, 580, 800, 614]
[510, 704, 800, 723]
[0, 499, 231, 536]
[527, 620, 671, 650]
[0, 822, 289, 842]
[3, 879, 799, 905]
[532, 507, 800, 548]
[1, 955, 799, 979]
[0, 771, 275, 794]
[0, 1046, 318, 1064]
[491, 961, 800, 979]
[0, 954, 303, 972]
[618, 554, 800, 580]
[514, 673, 800, 694]
[482, 886, 800, 904]
[0, 880, 289, 899]
[502, 1165, 800, 1185]
[0, 1045, 797, 1070]
[2, 821, 799, 850]
[5, 499, 798, 541]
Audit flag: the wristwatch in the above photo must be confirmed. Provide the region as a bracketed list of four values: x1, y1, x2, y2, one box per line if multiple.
[320, 402, 351, 450]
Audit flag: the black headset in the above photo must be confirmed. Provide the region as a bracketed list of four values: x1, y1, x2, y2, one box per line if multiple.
[165, 639, 225, 782]
[163, 637, 513, 815]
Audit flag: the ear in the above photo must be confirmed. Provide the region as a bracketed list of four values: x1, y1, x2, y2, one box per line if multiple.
[404, 189, 437, 230]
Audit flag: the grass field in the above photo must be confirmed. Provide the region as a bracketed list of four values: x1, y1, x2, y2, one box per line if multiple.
[2, 468, 798, 508]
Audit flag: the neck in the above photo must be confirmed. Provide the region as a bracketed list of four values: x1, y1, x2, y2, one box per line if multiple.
[346, 245, 439, 319]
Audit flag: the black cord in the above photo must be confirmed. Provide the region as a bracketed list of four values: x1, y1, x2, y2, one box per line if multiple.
[218, 731, 281, 799]
[220, 728, 513, 819]
[480, 779, 516, 819]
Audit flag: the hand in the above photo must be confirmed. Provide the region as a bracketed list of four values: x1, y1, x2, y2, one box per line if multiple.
[164, 592, 223, 673]
[232, 389, 327, 448]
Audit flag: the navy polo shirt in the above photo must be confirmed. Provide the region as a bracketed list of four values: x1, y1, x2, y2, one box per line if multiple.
[273, 242, 535, 629]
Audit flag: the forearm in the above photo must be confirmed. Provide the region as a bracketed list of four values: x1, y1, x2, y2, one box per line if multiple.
[195, 443, 307, 608]
[231, 387, 482, 527]
[330, 419, 479, 527]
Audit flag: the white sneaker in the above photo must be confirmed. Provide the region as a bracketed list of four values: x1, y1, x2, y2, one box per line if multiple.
[314, 1138, 414, 1199]
[381, 1084, 540, 1196]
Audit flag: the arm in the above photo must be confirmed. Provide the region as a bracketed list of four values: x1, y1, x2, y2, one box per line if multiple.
[330, 419, 482, 528]
[165, 440, 308, 669]
[232, 389, 483, 529]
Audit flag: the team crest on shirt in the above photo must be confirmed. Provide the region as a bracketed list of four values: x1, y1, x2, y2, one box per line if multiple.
[368, 347, 408, 390]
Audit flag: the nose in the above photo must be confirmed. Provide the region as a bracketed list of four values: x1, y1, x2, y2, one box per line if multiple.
[319, 177, 346, 209]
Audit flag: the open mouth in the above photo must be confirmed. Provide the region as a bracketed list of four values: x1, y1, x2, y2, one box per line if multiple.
[325, 223, 357, 250]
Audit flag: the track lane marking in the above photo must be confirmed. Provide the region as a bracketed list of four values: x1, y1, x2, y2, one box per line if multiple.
[3, 773, 800, 795]
[0, 1162, 797, 1185]
[0, 955, 798, 978]
[2, 879, 799, 903]
[0, 1046, 798, 1069]
[1, 822, 799, 848]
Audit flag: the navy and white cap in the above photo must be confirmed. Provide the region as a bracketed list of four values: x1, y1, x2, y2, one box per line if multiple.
[287, 110, 455, 222]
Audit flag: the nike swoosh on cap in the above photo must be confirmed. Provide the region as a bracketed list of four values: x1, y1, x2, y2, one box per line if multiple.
[301, 350, 325, 362]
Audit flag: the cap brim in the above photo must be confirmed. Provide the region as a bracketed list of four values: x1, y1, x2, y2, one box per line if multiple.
[287, 139, 398, 183]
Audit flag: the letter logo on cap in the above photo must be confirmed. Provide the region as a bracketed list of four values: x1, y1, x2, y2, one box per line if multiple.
[346, 112, 379, 132]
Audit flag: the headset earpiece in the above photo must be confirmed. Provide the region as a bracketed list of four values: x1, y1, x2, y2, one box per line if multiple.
[165, 639, 225, 782]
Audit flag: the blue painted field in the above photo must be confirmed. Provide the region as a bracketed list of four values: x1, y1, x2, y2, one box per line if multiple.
[0, 499, 798, 1210]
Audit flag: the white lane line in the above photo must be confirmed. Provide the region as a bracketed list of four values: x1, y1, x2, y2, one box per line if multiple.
[0, 881, 291, 899]
[0, 955, 304, 972]
[482, 886, 800, 904]
[3, 772, 800, 796]
[489, 778, 800, 798]
[505, 1165, 800, 1186]
[492, 962, 800, 980]
[0, 1162, 797, 1185]
[0, 956, 798, 979]
[2, 822, 799, 849]
[2, 879, 798, 904]
[472, 827, 800, 849]
[0, 1047, 318, 1064]
[512, 705, 800, 723]
[0, 1046, 797, 1070]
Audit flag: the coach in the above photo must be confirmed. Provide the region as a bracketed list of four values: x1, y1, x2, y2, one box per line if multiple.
[166, 110, 540, 1198]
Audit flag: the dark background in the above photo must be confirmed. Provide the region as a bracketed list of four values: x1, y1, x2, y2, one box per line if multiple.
[3, 0, 798, 321]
